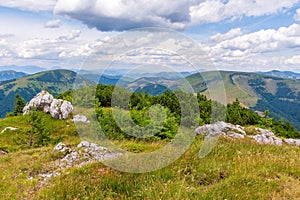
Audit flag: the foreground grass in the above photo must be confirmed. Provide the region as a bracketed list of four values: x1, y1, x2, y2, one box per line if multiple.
[36, 137, 300, 200]
[1, 116, 300, 199]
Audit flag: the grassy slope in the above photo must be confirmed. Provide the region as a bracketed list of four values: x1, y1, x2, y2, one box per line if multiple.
[0, 116, 299, 199]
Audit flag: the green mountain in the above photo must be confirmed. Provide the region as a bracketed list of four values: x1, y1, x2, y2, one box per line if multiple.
[0, 69, 92, 118]
[0, 70, 27, 82]
[257, 70, 300, 80]
[184, 71, 300, 130]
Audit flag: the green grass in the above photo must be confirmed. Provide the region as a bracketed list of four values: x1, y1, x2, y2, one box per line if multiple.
[36, 137, 300, 200]
[0, 116, 300, 199]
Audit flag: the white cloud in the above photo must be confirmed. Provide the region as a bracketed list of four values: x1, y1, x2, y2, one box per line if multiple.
[54, 0, 192, 31]
[45, 19, 62, 28]
[295, 8, 300, 21]
[0, 0, 56, 11]
[285, 55, 300, 65]
[54, 0, 300, 32]
[212, 24, 300, 54]
[191, 0, 300, 25]
[205, 24, 300, 71]
[211, 28, 243, 42]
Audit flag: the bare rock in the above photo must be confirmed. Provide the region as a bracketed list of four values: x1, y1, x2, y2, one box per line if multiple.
[254, 128, 275, 136]
[23, 91, 73, 120]
[0, 149, 8, 155]
[227, 131, 245, 139]
[53, 142, 71, 153]
[50, 99, 73, 120]
[1, 127, 18, 133]
[250, 134, 283, 146]
[284, 139, 300, 147]
[195, 121, 246, 138]
[23, 91, 54, 114]
[72, 115, 90, 123]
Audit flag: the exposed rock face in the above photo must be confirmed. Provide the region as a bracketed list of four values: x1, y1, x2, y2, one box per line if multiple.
[195, 121, 246, 138]
[0, 149, 8, 155]
[249, 134, 283, 146]
[53, 142, 71, 153]
[1, 127, 18, 133]
[54, 141, 121, 169]
[284, 139, 300, 147]
[50, 99, 73, 120]
[72, 115, 90, 123]
[23, 91, 73, 120]
[23, 91, 53, 114]
[195, 122, 298, 147]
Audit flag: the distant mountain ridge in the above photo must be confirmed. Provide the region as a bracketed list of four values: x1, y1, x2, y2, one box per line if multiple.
[257, 70, 300, 80]
[0, 65, 46, 74]
[0, 69, 92, 118]
[0, 70, 27, 82]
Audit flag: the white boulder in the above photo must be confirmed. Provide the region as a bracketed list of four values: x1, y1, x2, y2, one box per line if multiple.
[23, 91, 73, 120]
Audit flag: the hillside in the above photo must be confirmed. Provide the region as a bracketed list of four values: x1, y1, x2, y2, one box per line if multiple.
[184, 71, 300, 130]
[257, 70, 300, 80]
[0, 70, 27, 82]
[0, 70, 92, 118]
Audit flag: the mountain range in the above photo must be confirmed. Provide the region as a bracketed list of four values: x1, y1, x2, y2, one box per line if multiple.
[257, 70, 300, 80]
[0, 70, 27, 82]
[1, 68, 299, 130]
[0, 70, 91, 118]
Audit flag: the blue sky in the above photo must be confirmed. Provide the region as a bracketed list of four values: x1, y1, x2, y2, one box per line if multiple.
[0, 0, 300, 72]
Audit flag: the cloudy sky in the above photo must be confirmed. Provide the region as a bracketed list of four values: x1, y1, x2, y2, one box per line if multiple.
[0, 0, 300, 72]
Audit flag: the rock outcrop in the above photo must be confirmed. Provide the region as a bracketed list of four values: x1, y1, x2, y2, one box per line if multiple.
[1, 127, 18, 133]
[72, 115, 90, 123]
[195, 121, 246, 138]
[53, 141, 122, 168]
[284, 139, 300, 147]
[36, 141, 122, 184]
[195, 121, 298, 147]
[23, 91, 73, 120]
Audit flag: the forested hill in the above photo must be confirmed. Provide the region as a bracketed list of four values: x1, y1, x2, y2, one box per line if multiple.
[183, 71, 300, 130]
[0, 70, 91, 118]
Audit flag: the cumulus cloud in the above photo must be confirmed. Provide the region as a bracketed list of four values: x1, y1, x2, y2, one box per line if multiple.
[53, 0, 300, 31]
[295, 8, 300, 21]
[16, 30, 82, 59]
[211, 28, 243, 42]
[0, 0, 56, 11]
[54, 0, 192, 31]
[285, 55, 300, 65]
[211, 24, 300, 55]
[45, 19, 62, 28]
[190, 0, 300, 25]
[205, 23, 300, 71]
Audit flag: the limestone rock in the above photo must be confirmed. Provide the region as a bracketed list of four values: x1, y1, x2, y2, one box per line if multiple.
[50, 99, 73, 120]
[23, 91, 53, 114]
[23, 91, 73, 120]
[284, 139, 300, 147]
[53, 142, 70, 153]
[195, 121, 246, 137]
[72, 115, 90, 123]
[1, 127, 18, 133]
[249, 134, 283, 146]
[0, 149, 8, 155]
[227, 131, 245, 139]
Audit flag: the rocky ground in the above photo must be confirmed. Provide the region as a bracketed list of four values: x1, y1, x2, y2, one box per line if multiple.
[195, 121, 300, 147]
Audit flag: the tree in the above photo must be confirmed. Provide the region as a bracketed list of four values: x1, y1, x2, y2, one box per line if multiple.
[25, 109, 50, 147]
[13, 94, 25, 116]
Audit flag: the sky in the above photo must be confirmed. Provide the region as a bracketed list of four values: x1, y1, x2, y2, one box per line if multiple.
[0, 0, 300, 72]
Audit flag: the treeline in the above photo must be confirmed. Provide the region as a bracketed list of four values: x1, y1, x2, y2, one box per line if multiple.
[56, 84, 300, 140]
